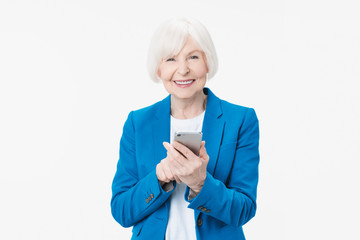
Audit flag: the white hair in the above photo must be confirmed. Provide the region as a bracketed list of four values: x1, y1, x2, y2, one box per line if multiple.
[147, 18, 218, 82]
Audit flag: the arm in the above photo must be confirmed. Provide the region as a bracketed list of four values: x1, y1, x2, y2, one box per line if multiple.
[186, 108, 260, 227]
[110, 111, 175, 228]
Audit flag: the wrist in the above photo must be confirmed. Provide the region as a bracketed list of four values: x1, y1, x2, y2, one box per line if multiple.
[190, 175, 206, 194]
[190, 183, 204, 195]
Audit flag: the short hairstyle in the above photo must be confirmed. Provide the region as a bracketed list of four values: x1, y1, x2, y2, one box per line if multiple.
[147, 18, 218, 82]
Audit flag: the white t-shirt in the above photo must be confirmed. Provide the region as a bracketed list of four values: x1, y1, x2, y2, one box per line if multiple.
[165, 111, 205, 240]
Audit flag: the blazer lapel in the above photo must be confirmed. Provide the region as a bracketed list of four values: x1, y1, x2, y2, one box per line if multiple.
[152, 95, 171, 165]
[201, 88, 224, 176]
[195, 88, 224, 223]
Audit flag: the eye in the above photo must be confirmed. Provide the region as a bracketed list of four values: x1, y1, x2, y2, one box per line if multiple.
[165, 58, 175, 62]
[189, 55, 199, 60]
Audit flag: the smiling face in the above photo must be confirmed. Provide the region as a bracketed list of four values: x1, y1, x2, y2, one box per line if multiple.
[157, 36, 208, 101]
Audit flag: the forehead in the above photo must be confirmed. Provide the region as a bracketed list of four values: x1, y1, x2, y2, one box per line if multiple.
[180, 36, 203, 54]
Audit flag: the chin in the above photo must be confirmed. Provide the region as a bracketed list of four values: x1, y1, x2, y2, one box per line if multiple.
[173, 89, 201, 99]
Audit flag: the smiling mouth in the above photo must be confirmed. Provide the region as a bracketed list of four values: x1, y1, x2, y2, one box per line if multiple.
[174, 79, 195, 86]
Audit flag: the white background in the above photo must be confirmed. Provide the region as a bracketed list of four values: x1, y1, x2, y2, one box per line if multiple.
[1, 0, 359, 239]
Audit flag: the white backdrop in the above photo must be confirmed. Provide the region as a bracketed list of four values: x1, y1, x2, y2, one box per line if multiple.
[1, 0, 359, 239]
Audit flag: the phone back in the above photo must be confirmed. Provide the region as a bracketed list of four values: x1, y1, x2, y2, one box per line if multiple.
[174, 131, 202, 156]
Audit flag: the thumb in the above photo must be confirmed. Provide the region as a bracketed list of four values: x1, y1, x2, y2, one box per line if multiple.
[199, 141, 209, 162]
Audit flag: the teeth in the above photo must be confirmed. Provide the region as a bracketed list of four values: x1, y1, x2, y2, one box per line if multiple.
[175, 80, 194, 85]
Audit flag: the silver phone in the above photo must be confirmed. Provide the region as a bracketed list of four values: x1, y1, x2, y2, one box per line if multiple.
[173, 131, 203, 156]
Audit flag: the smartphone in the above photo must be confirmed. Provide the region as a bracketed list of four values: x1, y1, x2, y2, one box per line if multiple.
[173, 131, 203, 156]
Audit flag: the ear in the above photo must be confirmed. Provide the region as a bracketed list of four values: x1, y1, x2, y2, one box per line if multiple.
[156, 70, 162, 82]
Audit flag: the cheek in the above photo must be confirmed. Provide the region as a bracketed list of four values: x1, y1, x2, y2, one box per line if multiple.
[194, 63, 208, 77]
[158, 66, 175, 81]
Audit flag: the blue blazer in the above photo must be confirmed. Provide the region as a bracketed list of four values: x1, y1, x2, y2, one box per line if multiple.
[111, 88, 260, 240]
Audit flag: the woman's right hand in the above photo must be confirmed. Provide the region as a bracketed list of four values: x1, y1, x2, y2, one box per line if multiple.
[156, 157, 181, 186]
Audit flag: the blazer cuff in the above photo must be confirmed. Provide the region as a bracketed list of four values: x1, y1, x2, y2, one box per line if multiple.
[187, 189, 198, 201]
[162, 181, 175, 192]
[144, 169, 175, 207]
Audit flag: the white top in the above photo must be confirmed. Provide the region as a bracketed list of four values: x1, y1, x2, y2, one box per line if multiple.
[165, 111, 205, 240]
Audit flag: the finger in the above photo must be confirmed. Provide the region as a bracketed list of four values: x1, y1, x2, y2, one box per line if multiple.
[160, 160, 175, 182]
[164, 169, 174, 182]
[167, 144, 188, 167]
[166, 161, 182, 183]
[156, 163, 168, 182]
[168, 154, 187, 177]
[164, 142, 186, 165]
[163, 141, 171, 151]
[172, 141, 196, 160]
[168, 155, 183, 170]
[199, 141, 209, 163]
[162, 160, 175, 181]
[174, 175, 181, 184]
[167, 142, 187, 159]
[199, 141, 206, 156]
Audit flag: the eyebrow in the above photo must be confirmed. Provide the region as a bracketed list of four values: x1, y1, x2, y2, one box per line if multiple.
[185, 49, 202, 55]
[165, 49, 202, 59]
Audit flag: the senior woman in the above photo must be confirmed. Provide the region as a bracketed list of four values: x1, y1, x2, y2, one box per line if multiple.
[111, 18, 260, 240]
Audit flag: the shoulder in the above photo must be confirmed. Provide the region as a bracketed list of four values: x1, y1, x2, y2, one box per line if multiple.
[126, 95, 169, 127]
[206, 88, 255, 114]
[214, 96, 259, 143]
[220, 100, 258, 129]
[206, 87, 257, 121]
[220, 99, 254, 116]
[204, 87, 258, 124]
[204, 88, 258, 132]
[131, 100, 162, 119]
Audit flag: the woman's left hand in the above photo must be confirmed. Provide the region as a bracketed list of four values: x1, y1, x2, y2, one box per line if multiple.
[163, 141, 209, 195]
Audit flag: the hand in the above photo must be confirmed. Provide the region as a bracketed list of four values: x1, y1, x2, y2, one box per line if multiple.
[163, 141, 209, 194]
[156, 157, 181, 186]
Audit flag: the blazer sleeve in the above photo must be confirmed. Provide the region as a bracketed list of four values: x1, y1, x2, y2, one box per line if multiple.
[186, 108, 260, 227]
[111, 111, 175, 228]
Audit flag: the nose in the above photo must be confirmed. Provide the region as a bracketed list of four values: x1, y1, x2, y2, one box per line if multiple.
[177, 60, 190, 75]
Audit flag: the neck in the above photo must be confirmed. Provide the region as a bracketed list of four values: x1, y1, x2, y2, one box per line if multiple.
[171, 91, 207, 119]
